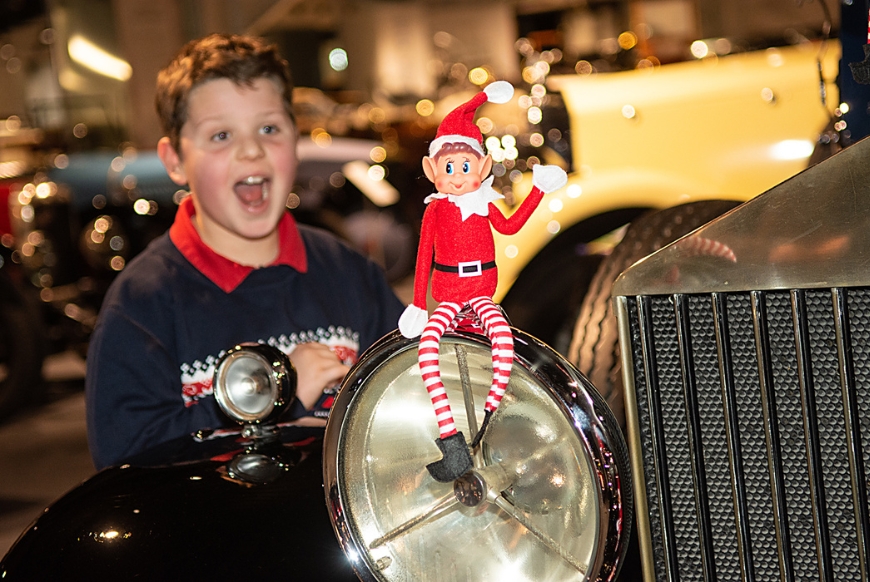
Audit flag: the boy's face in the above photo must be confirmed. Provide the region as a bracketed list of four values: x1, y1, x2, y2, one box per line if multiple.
[422, 150, 493, 196]
[158, 76, 297, 260]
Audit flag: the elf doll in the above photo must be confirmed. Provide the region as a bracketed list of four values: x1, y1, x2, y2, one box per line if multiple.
[399, 80, 567, 482]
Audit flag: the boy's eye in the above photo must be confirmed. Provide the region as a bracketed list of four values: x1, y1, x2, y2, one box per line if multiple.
[462, 161, 470, 174]
[211, 131, 229, 142]
[445, 162, 454, 175]
[261, 125, 277, 134]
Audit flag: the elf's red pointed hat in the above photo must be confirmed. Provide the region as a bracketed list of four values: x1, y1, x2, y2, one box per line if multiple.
[428, 80, 514, 157]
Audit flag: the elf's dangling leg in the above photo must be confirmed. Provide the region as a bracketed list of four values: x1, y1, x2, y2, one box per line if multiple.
[419, 301, 462, 438]
[419, 301, 472, 482]
[468, 296, 514, 447]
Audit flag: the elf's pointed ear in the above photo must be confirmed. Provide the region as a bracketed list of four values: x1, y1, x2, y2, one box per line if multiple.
[480, 154, 493, 178]
[157, 137, 188, 186]
[422, 156, 437, 183]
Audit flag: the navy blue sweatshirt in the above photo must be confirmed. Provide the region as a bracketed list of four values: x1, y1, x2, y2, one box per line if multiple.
[85, 198, 403, 470]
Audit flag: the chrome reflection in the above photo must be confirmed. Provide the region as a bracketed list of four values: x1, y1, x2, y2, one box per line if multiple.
[226, 452, 284, 485]
[213, 343, 296, 428]
[212, 343, 299, 485]
[613, 137, 870, 296]
[324, 330, 630, 581]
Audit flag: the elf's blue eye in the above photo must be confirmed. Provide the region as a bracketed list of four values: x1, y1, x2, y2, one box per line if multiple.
[445, 162, 454, 175]
[462, 161, 470, 174]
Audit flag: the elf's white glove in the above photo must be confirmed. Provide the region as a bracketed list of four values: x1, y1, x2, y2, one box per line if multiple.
[532, 164, 568, 193]
[399, 304, 428, 338]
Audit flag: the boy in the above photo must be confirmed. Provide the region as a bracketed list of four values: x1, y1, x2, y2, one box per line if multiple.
[398, 81, 567, 481]
[85, 33, 403, 470]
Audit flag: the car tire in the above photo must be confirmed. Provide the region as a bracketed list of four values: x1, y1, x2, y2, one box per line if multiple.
[0, 293, 45, 421]
[500, 207, 647, 354]
[501, 252, 604, 354]
[567, 200, 741, 426]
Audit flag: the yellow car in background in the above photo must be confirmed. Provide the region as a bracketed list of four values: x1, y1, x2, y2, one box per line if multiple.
[496, 39, 840, 358]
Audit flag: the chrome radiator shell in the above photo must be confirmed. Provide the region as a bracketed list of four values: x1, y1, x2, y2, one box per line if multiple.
[614, 138, 870, 581]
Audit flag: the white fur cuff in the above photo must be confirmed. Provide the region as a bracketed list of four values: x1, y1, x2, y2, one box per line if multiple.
[399, 304, 429, 338]
[532, 164, 568, 193]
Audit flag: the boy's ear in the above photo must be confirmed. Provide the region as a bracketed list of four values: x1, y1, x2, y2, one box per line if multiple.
[157, 137, 188, 186]
[479, 154, 493, 179]
[422, 156, 437, 183]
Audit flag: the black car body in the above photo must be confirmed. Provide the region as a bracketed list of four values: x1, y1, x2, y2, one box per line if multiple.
[0, 425, 359, 580]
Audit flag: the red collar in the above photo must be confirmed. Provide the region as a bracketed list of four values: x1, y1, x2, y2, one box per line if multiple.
[169, 196, 308, 293]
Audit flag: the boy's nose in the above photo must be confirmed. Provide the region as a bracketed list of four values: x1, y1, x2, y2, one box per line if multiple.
[237, 135, 265, 159]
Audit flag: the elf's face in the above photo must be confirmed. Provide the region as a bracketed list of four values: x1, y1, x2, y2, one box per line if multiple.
[423, 151, 493, 196]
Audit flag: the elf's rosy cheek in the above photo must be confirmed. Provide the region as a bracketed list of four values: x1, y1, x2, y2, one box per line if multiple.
[435, 176, 451, 190]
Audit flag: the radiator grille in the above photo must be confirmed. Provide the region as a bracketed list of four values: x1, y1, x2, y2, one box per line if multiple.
[623, 288, 870, 581]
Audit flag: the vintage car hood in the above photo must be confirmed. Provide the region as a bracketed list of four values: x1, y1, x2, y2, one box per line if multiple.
[0, 425, 359, 581]
[612, 136, 870, 296]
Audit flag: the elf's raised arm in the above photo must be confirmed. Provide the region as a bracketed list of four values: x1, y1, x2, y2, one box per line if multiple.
[489, 164, 567, 234]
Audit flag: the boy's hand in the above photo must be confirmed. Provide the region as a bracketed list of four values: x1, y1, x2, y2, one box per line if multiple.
[288, 343, 350, 410]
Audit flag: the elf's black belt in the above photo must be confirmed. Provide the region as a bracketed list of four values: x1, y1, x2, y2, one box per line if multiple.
[434, 260, 496, 277]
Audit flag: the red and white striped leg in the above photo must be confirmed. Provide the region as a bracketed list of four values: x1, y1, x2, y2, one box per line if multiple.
[468, 296, 514, 413]
[418, 301, 462, 439]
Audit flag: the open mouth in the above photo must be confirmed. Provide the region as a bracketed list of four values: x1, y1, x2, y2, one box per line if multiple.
[234, 175, 271, 207]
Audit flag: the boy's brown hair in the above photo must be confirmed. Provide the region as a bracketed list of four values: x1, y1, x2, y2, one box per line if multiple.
[155, 33, 294, 152]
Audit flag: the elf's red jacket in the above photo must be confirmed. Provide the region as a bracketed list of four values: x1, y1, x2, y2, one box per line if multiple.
[410, 185, 545, 308]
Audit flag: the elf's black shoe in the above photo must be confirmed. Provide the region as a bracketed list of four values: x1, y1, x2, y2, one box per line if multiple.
[426, 432, 473, 482]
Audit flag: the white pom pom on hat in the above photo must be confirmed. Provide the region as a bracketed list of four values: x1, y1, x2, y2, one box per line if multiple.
[483, 80, 513, 104]
[428, 80, 515, 157]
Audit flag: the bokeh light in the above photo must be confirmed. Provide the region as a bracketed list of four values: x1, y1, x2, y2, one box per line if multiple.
[370, 146, 386, 163]
[367, 164, 386, 181]
[328, 48, 348, 72]
[469, 67, 489, 86]
[618, 31, 638, 50]
[690, 40, 709, 59]
[575, 60, 594, 75]
[416, 99, 435, 117]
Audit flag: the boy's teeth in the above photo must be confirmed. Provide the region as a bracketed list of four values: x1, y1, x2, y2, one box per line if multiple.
[234, 176, 269, 204]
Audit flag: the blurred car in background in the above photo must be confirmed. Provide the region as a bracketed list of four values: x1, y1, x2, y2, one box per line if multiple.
[494, 37, 841, 415]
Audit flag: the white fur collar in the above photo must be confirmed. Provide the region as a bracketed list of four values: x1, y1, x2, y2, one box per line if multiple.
[424, 176, 503, 221]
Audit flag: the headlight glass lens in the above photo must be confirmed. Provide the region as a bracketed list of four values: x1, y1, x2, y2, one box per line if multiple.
[332, 335, 602, 581]
[214, 346, 288, 423]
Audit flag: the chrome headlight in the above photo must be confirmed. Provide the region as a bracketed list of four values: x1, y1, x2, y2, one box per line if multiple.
[213, 343, 296, 426]
[323, 330, 632, 581]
